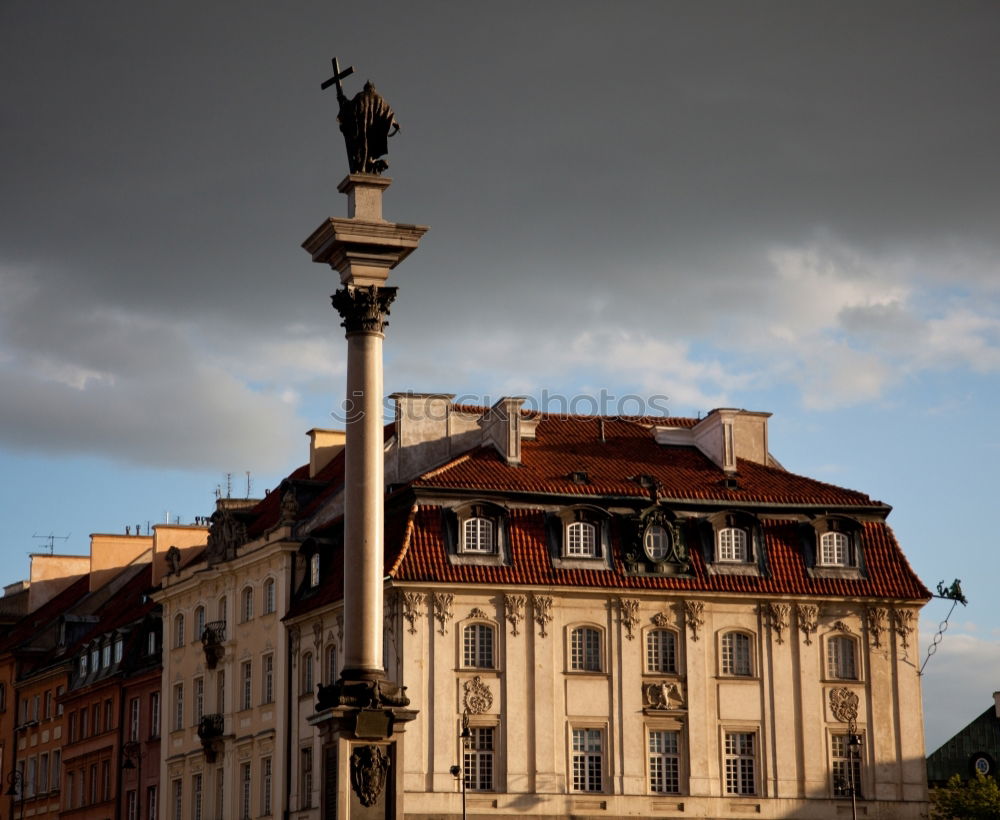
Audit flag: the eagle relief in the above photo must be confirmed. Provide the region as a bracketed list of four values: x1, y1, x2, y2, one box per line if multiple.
[350, 744, 390, 808]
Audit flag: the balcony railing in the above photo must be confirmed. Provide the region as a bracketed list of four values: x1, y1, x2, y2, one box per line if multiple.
[197, 713, 225, 762]
[201, 621, 226, 669]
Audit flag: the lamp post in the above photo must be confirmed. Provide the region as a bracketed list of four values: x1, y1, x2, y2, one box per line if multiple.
[5, 770, 24, 820]
[121, 741, 144, 820]
[846, 717, 862, 820]
[449, 714, 472, 820]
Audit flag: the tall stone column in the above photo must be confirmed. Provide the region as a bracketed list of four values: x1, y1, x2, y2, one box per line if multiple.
[303, 174, 427, 818]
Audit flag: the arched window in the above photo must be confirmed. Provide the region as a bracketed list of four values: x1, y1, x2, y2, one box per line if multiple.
[218, 596, 228, 626]
[325, 645, 337, 684]
[309, 554, 321, 587]
[718, 528, 748, 562]
[827, 635, 858, 680]
[263, 578, 276, 615]
[173, 614, 185, 649]
[570, 626, 602, 671]
[644, 524, 670, 561]
[721, 632, 753, 676]
[302, 652, 314, 695]
[645, 629, 677, 674]
[194, 606, 206, 642]
[240, 586, 254, 622]
[462, 624, 495, 668]
[463, 517, 495, 553]
[820, 532, 851, 567]
[566, 521, 597, 557]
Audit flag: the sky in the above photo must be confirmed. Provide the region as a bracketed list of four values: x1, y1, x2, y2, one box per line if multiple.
[2, 1, 999, 750]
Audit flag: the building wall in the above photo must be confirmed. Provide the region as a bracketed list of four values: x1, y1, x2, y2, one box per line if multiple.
[13, 667, 66, 820]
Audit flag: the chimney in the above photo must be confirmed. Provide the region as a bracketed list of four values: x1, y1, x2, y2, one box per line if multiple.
[660, 408, 772, 473]
[89, 533, 153, 592]
[151, 523, 209, 586]
[482, 397, 526, 466]
[307, 428, 347, 478]
[27, 554, 90, 612]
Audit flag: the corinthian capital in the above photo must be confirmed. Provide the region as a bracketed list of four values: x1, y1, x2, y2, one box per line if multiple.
[331, 284, 398, 334]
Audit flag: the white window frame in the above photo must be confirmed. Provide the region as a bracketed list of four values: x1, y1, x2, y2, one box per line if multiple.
[302, 652, 314, 695]
[566, 520, 597, 557]
[721, 631, 754, 677]
[723, 730, 757, 796]
[570, 727, 605, 793]
[645, 629, 678, 674]
[241, 660, 252, 711]
[240, 761, 251, 820]
[240, 586, 254, 622]
[263, 578, 276, 614]
[462, 623, 496, 669]
[826, 635, 859, 680]
[569, 626, 603, 672]
[831, 732, 864, 798]
[718, 527, 749, 562]
[194, 677, 204, 723]
[648, 728, 681, 794]
[462, 517, 496, 554]
[172, 683, 184, 732]
[644, 524, 670, 561]
[463, 725, 496, 792]
[173, 613, 185, 648]
[194, 606, 206, 641]
[820, 531, 851, 566]
[309, 554, 321, 587]
[263, 653, 274, 704]
[261, 757, 273, 816]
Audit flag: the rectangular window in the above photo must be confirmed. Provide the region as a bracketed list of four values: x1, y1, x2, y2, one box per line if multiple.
[39, 752, 49, 793]
[832, 734, 863, 798]
[25, 757, 36, 798]
[173, 683, 184, 731]
[463, 624, 495, 668]
[192, 772, 203, 820]
[147, 785, 158, 820]
[570, 627, 602, 671]
[646, 630, 677, 674]
[214, 767, 224, 820]
[240, 761, 252, 820]
[89, 762, 97, 804]
[44, 690, 53, 719]
[81, 706, 89, 738]
[827, 636, 858, 680]
[69, 711, 78, 742]
[57, 684, 65, 715]
[102, 759, 111, 800]
[241, 660, 252, 710]
[217, 670, 225, 713]
[262, 757, 273, 816]
[66, 773, 74, 807]
[126, 790, 138, 820]
[150, 691, 161, 738]
[171, 778, 183, 820]
[105, 698, 113, 732]
[571, 728, 603, 792]
[102, 644, 111, 667]
[263, 653, 274, 704]
[33, 694, 40, 721]
[724, 732, 757, 795]
[147, 631, 156, 655]
[92, 703, 100, 734]
[52, 750, 61, 793]
[130, 697, 141, 741]
[264, 579, 276, 614]
[194, 677, 205, 723]
[649, 729, 680, 793]
[464, 726, 495, 791]
[301, 747, 313, 808]
[721, 632, 753, 676]
[114, 637, 123, 663]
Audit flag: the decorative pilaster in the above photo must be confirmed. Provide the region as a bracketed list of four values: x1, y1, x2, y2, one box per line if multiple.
[504, 594, 526, 636]
[401, 592, 424, 635]
[619, 598, 640, 640]
[681, 600, 704, 642]
[761, 602, 790, 644]
[795, 603, 818, 645]
[431, 592, 454, 635]
[867, 606, 888, 648]
[331, 284, 398, 335]
[892, 607, 914, 651]
[532, 594, 553, 638]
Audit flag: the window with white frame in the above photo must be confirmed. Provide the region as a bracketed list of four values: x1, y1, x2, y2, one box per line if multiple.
[827, 635, 858, 680]
[570, 627, 602, 672]
[263, 653, 274, 704]
[171, 778, 183, 820]
[172, 683, 183, 731]
[646, 629, 677, 674]
[831, 733, 863, 797]
[721, 632, 753, 677]
[644, 524, 671, 561]
[325, 645, 337, 684]
[194, 606, 206, 640]
[240, 586, 254, 622]
[263, 578, 276, 614]
[464, 726, 495, 791]
[146, 785, 157, 820]
[724, 731, 757, 795]
[309, 554, 321, 587]
[571, 728, 604, 792]
[241, 660, 252, 710]
[194, 677, 204, 723]
[240, 761, 251, 820]
[566, 520, 597, 557]
[192, 773, 203, 820]
[150, 692, 160, 738]
[718, 528, 749, 562]
[261, 757, 273, 816]
[820, 531, 852, 566]
[126, 789, 137, 820]
[113, 636, 123, 663]
[173, 613, 185, 648]
[102, 643, 111, 667]
[302, 652, 314, 695]
[300, 747, 313, 808]
[130, 697, 140, 741]
[463, 623, 495, 668]
[648, 729, 680, 793]
[462, 517, 495, 553]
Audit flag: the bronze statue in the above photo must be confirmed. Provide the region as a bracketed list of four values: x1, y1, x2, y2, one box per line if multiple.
[322, 57, 400, 175]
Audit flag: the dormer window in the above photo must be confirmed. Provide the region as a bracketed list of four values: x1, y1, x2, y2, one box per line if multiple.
[820, 532, 851, 567]
[808, 517, 864, 579]
[80, 655, 88, 677]
[718, 527, 749, 562]
[309, 553, 321, 587]
[566, 521, 597, 557]
[463, 517, 496, 554]
[644, 524, 670, 561]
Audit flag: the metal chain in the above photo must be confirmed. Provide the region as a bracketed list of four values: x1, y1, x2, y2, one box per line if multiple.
[919, 598, 958, 676]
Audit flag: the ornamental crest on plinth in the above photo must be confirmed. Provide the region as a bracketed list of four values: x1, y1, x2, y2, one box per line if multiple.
[350, 744, 390, 807]
[829, 686, 859, 723]
[463, 676, 494, 714]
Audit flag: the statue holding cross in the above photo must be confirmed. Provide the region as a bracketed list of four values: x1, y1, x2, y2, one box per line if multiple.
[322, 57, 400, 176]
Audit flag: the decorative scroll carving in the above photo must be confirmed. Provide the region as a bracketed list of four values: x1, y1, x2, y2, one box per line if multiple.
[651, 611, 672, 628]
[316, 677, 409, 712]
[761, 602, 790, 644]
[206, 505, 247, 565]
[796, 604, 818, 645]
[312, 622, 323, 650]
[468, 607, 490, 621]
[829, 686, 860, 723]
[331, 285, 398, 335]
[833, 620, 853, 634]
[681, 600, 704, 642]
[279, 488, 299, 526]
[463, 676, 494, 714]
[401, 592, 424, 635]
[289, 626, 301, 655]
[431, 593, 454, 635]
[335, 612, 344, 643]
[532, 594, 553, 638]
[619, 598, 640, 641]
[504, 594, 526, 637]
[350, 744, 390, 808]
[893, 608, 914, 650]
[644, 681, 685, 711]
[165, 546, 181, 576]
[866, 607, 888, 648]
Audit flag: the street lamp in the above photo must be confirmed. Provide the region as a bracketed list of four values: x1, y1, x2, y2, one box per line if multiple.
[121, 741, 144, 820]
[5, 770, 24, 820]
[449, 713, 472, 820]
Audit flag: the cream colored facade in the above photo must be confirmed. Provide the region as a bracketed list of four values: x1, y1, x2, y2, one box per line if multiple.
[154, 509, 297, 820]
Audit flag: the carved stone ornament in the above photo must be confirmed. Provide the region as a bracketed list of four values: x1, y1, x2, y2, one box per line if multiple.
[321, 58, 400, 176]
[336, 612, 344, 643]
[761, 602, 790, 645]
[165, 545, 181, 576]
[829, 686, 860, 723]
[867, 606, 888, 649]
[644, 680, 685, 711]
[206, 505, 248, 566]
[288, 626, 300, 656]
[431, 592, 454, 635]
[504, 594, 526, 637]
[796, 604, 818, 645]
[312, 622, 323, 650]
[532, 595, 553, 638]
[651, 611, 672, 628]
[350, 744, 390, 808]
[682, 600, 705, 642]
[833, 620, 853, 634]
[463, 676, 494, 715]
[331, 285, 398, 335]
[893, 608, 914, 650]
[468, 607, 490, 622]
[401, 592, 424, 635]
[620, 598, 641, 641]
[278, 488, 299, 526]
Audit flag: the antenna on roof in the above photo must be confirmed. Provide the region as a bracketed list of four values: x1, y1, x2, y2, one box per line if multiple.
[245, 471, 253, 499]
[214, 484, 222, 501]
[225, 473, 233, 499]
[32, 532, 69, 555]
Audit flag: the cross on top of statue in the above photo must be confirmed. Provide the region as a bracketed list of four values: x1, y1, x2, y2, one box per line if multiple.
[322, 56, 400, 176]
